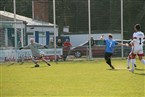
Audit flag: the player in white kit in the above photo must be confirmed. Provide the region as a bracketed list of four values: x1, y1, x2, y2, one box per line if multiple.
[129, 24, 145, 72]
[126, 41, 136, 69]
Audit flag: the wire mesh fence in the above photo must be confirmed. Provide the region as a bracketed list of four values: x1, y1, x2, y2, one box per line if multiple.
[0, 0, 145, 62]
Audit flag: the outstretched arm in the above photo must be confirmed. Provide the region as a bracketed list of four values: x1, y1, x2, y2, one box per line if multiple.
[35, 43, 48, 49]
[117, 42, 129, 46]
[19, 45, 30, 50]
[44, 45, 48, 48]
[125, 40, 133, 47]
[19, 47, 23, 50]
[100, 35, 104, 40]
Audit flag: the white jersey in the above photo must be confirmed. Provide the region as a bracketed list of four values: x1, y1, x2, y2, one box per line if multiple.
[23, 43, 44, 57]
[131, 31, 145, 55]
[132, 31, 144, 47]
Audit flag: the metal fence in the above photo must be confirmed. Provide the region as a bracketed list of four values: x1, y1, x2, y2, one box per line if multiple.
[0, 0, 145, 61]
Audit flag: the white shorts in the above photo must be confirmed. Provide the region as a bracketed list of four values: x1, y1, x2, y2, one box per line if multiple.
[131, 46, 144, 56]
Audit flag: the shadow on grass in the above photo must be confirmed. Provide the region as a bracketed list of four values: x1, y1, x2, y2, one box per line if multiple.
[7, 63, 15, 66]
[135, 68, 145, 71]
[107, 68, 126, 71]
[7, 62, 24, 66]
[134, 72, 145, 76]
[30, 65, 51, 68]
[107, 68, 145, 76]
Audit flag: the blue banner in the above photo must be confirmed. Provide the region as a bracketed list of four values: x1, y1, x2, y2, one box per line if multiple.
[46, 31, 50, 45]
[35, 31, 39, 43]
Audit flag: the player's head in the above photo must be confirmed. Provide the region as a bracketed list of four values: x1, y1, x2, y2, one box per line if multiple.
[108, 34, 113, 39]
[58, 39, 61, 42]
[134, 24, 141, 31]
[30, 38, 35, 44]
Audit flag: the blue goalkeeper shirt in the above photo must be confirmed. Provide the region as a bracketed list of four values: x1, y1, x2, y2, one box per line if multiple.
[104, 39, 118, 53]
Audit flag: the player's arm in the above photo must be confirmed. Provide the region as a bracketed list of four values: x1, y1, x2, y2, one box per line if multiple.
[116, 42, 127, 46]
[36, 43, 48, 49]
[19, 47, 23, 50]
[127, 40, 133, 47]
[143, 33, 145, 42]
[132, 33, 137, 42]
[44, 45, 48, 48]
[119, 40, 133, 47]
[100, 35, 104, 40]
[19, 45, 30, 50]
[99, 35, 107, 46]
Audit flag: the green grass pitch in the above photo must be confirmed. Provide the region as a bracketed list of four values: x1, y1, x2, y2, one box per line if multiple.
[0, 59, 145, 97]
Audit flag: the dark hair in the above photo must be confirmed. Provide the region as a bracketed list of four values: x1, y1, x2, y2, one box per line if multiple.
[135, 24, 141, 30]
[108, 34, 112, 38]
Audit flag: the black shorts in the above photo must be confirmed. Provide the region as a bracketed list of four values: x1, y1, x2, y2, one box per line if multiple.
[105, 52, 113, 60]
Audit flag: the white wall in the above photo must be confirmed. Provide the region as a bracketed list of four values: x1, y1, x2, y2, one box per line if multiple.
[27, 26, 59, 35]
[64, 34, 122, 47]
[27, 26, 69, 35]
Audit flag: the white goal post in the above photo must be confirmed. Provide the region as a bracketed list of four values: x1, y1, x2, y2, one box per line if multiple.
[0, 21, 26, 48]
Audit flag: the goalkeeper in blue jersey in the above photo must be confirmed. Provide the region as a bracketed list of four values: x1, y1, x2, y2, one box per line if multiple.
[100, 34, 126, 69]
[19, 38, 51, 67]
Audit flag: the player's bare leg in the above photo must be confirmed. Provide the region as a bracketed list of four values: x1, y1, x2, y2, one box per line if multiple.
[32, 57, 39, 67]
[130, 59, 135, 73]
[41, 57, 51, 66]
[138, 56, 145, 65]
[127, 55, 136, 69]
[129, 54, 136, 73]
[127, 57, 131, 69]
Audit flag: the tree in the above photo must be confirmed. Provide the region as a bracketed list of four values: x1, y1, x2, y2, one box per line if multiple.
[0, 0, 32, 18]
[0, 0, 145, 38]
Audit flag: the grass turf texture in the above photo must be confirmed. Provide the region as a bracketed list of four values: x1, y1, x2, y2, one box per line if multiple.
[0, 59, 145, 97]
